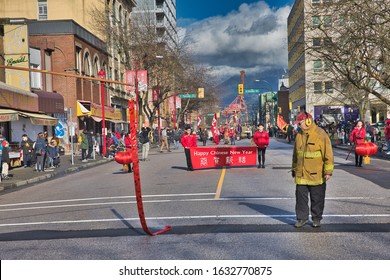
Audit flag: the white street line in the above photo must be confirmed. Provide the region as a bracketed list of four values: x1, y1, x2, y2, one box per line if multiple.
[0, 214, 389, 228]
[0, 193, 216, 208]
[0, 196, 387, 213]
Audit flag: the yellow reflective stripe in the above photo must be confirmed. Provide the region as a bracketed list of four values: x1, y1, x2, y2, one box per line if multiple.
[324, 164, 334, 171]
[304, 151, 322, 158]
[296, 177, 324, 185]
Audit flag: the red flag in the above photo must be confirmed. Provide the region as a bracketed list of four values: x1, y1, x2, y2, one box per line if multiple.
[211, 113, 220, 144]
[277, 115, 287, 132]
[197, 114, 202, 127]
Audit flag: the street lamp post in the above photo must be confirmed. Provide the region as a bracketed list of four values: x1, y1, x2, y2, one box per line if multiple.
[98, 69, 107, 157]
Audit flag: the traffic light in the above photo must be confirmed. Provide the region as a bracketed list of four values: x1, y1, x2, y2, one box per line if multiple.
[238, 84, 244, 95]
[297, 106, 301, 112]
[278, 107, 282, 114]
[198, 87, 204, 98]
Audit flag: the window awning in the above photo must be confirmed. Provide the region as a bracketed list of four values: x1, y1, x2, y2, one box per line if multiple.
[91, 116, 102, 122]
[17, 111, 58, 126]
[77, 101, 91, 117]
[0, 109, 19, 122]
[33, 90, 65, 113]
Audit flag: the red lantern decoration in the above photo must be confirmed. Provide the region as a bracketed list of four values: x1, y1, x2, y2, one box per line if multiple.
[355, 142, 378, 165]
[114, 151, 133, 164]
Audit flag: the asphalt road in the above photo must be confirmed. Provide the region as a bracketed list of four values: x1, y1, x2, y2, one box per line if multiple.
[0, 138, 389, 260]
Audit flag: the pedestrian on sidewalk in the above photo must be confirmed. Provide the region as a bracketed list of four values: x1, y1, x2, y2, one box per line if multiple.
[292, 112, 334, 228]
[180, 126, 197, 171]
[20, 134, 33, 168]
[139, 126, 151, 161]
[1, 141, 10, 180]
[160, 127, 171, 153]
[86, 130, 95, 160]
[34, 132, 47, 172]
[80, 129, 89, 162]
[253, 124, 270, 168]
[47, 139, 60, 168]
[349, 120, 366, 167]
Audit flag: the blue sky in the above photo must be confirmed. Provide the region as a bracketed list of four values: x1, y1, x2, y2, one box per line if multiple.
[176, 1, 295, 82]
[177, 0, 295, 23]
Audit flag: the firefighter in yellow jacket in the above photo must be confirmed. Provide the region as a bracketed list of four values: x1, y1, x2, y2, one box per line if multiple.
[292, 112, 334, 228]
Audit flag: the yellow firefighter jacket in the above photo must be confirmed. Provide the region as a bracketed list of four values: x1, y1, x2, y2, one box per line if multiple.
[292, 124, 334, 185]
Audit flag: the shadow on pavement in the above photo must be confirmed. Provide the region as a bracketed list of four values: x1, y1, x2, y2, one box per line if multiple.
[0, 223, 389, 242]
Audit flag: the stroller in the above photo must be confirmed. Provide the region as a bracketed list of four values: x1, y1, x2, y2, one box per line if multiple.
[53, 157, 61, 168]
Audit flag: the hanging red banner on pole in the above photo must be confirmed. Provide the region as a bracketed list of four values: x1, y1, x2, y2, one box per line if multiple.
[190, 146, 257, 169]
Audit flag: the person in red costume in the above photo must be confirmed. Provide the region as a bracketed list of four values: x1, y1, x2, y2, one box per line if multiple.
[350, 120, 366, 167]
[180, 126, 197, 171]
[253, 124, 270, 168]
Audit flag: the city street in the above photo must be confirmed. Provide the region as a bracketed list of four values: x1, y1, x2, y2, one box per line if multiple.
[0, 139, 388, 260]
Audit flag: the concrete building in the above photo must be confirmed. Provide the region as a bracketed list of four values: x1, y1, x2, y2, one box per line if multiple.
[132, 0, 178, 47]
[287, 0, 389, 124]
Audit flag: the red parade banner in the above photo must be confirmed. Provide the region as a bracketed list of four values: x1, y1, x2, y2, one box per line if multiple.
[190, 146, 257, 169]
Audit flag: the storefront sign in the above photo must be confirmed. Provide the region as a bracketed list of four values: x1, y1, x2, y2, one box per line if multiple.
[90, 103, 122, 120]
[0, 112, 19, 122]
[190, 146, 257, 170]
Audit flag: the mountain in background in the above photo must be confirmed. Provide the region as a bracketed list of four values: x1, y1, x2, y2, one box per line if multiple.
[216, 68, 286, 109]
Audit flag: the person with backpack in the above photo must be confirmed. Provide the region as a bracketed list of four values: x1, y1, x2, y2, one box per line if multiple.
[34, 132, 47, 172]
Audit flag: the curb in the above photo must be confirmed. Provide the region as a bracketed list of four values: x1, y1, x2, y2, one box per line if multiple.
[0, 158, 112, 193]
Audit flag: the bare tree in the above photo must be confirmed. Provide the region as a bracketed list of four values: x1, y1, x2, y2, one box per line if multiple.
[89, 0, 219, 127]
[304, 0, 390, 119]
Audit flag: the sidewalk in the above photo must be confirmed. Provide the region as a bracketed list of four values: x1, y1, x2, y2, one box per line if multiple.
[0, 154, 112, 193]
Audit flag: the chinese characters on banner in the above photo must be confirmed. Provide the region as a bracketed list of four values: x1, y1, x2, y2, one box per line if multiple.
[190, 146, 257, 170]
[125, 70, 148, 92]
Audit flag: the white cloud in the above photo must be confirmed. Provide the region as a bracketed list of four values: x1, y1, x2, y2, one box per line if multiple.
[181, 1, 291, 81]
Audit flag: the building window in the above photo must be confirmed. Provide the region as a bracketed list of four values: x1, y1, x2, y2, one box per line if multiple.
[324, 60, 332, 72]
[313, 60, 322, 72]
[313, 38, 321, 48]
[324, 81, 333, 93]
[75, 46, 82, 73]
[38, 0, 48, 20]
[44, 51, 52, 91]
[93, 56, 99, 77]
[118, 5, 122, 23]
[29, 47, 42, 89]
[323, 16, 332, 27]
[112, 0, 116, 22]
[83, 52, 91, 76]
[108, 67, 112, 79]
[312, 16, 321, 27]
[314, 82, 323, 94]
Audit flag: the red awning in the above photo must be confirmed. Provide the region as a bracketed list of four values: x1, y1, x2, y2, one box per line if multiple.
[33, 90, 64, 113]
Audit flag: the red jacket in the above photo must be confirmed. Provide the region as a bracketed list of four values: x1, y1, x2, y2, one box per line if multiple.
[350, 127, 366, 144]
[253, 130, 270, 148]
[385, 122, 390, 141]
[124, 136, 132, 152]
[180, 133, 197, 149]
